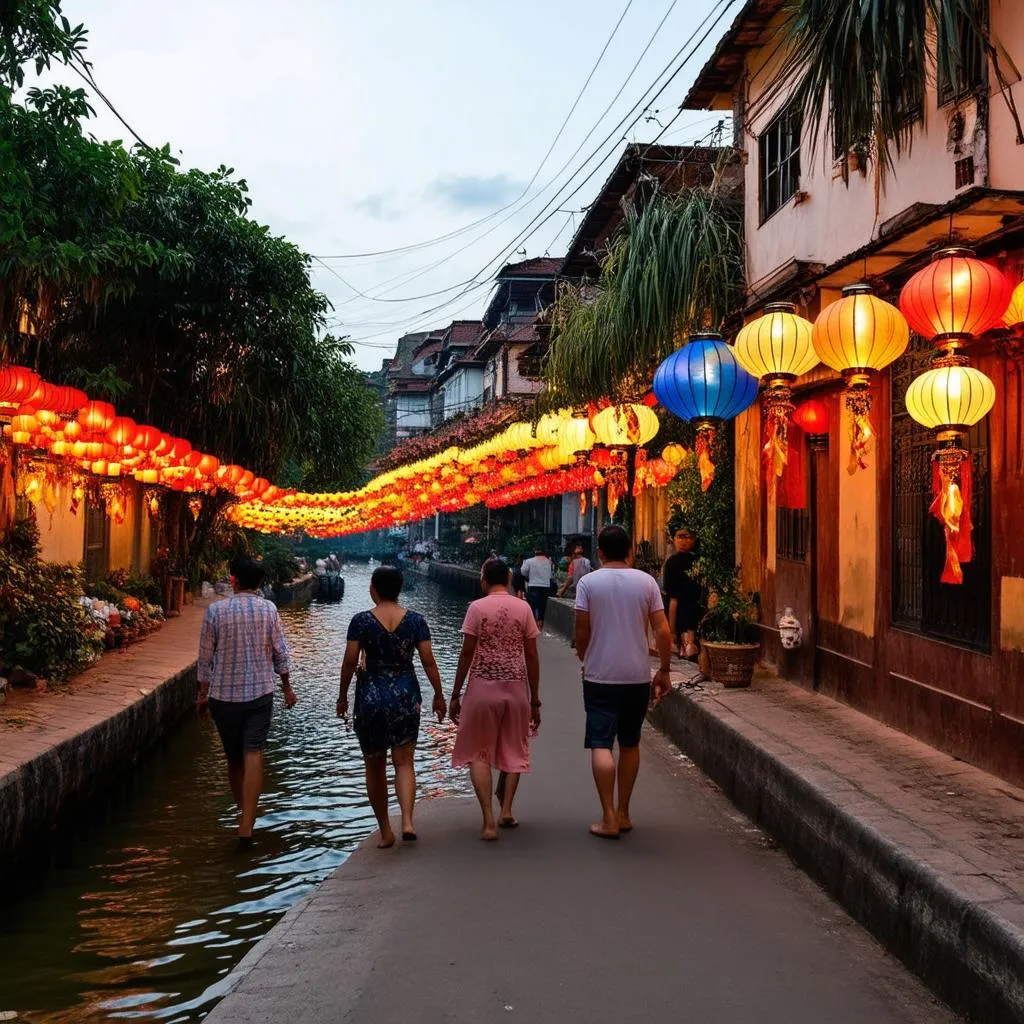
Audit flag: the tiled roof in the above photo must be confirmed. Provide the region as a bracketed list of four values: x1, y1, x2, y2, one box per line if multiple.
[495, 257, 563, 280]
[681, 0, 784, 110]
[447, 319, 485, 345]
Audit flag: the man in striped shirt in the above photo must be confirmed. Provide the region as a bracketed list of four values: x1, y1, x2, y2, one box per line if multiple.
[197, 558, 297, 847]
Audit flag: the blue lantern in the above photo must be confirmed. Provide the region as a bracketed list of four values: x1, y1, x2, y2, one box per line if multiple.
[652, 332, 758, 489]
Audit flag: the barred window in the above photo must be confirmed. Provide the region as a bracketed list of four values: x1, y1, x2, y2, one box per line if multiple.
[890, 335, 991, 650]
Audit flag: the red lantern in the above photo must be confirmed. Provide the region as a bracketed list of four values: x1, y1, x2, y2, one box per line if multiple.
[237, 469, 255, 490]
[899, 247, 1012, 350]
[10, 404, 39, 443]
[106, 416, 139, 446]
[217, 464, 246, 487]
[77, 400, 116, 432]
[0, 366, 41, 409]
[792, 398, 830, 436]
[134, 425, 163, 452]
[168, 437, 193, 461]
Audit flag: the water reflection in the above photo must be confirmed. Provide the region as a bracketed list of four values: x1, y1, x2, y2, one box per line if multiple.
[0, 565, 469, 1022]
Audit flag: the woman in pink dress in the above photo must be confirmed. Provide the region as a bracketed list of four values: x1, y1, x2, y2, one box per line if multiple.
[450, 559, 541, 840]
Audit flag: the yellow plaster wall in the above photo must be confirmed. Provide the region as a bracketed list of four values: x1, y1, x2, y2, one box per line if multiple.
[37, 484, 85, 564]
[108, 484, 140, 571]
[837, 403, 877, 636]
[734, 410, 763, 594]
[1000, 576, 1024, 651]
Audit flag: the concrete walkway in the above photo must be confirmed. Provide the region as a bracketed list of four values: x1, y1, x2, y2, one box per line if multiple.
[206, 637, 954, 1024]
[0, 600, 207, 860]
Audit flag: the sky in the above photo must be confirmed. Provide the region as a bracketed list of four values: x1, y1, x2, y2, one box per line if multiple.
[49, 0, 737, 370]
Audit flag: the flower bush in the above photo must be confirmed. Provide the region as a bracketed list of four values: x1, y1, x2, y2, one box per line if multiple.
[0, 514, 105, 680]
[697, 567, 760, 645]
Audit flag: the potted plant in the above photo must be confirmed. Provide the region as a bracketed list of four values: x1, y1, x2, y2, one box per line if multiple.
[697, 567, 760, 688]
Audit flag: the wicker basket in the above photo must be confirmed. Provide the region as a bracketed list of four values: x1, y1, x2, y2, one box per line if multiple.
[702, 641, 759, 688]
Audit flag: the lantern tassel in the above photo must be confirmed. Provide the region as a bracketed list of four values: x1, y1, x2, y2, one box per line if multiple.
[695, 426, 716, 492]
[929, 451, 973, 584]
[846, 391, 874, 475]
[579, 490, 587, 518]
[762, 404, 790, 485]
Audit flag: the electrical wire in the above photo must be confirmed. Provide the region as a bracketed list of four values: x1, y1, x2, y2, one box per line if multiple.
[315, 0, 639, 263]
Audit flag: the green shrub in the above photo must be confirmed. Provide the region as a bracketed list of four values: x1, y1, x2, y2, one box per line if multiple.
[0, 514, 105, 680]
[106, 568, 162, 605]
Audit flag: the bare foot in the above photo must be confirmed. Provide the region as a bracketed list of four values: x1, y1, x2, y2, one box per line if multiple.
[377, 827, 396, 849]
[498, 816, 519, 829]
[590, 822, 620, 840]
[617, 813, 633, 833]
[480, 824, 499, 841]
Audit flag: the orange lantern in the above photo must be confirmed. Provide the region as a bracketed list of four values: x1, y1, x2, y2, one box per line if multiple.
[10, 404, 39, 444]
[197, 453, 221, 476]
[77, 400, 116, 432]
[134, 425, 163, 452]
[168, 437, 193, 461]
[106, 416, 139, 447]
[899, 247, 1012, 352]
[0, 365, 41, 409]
[217, 464, 246, 487]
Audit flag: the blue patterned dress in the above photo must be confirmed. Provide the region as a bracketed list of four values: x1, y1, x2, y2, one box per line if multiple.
[347, 610, 431, 757]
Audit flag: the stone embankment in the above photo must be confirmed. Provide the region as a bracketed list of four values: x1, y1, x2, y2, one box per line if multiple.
[0, 602, 207, 863]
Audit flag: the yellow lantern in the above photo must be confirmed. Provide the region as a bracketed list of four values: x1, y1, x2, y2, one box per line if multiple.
[556, 417, 595, 465]
[734, 302, 818, 382]
[661, 442, 686, 466]
[813, 283, 910, 472]
[734, 302, 817, 482]
[905, 364, 995, 435]
[591, 404, 659, 448]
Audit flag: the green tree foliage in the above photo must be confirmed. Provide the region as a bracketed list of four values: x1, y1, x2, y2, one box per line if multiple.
[0, 0, 383, 575]
[776, 0, 1008, 175]
[545, 183, 743, 405]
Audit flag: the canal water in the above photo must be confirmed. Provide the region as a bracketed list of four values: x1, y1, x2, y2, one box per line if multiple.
[0, 565, 472, 1023]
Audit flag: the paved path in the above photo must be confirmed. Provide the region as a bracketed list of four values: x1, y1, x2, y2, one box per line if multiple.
[207, 636, 956, 1024]
[0, 600, 208, 780]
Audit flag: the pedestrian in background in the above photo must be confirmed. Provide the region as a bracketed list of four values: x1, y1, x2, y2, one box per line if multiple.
[558, 543, 593, 599]
[451, 559, 541, 839]
[197, 558, 298, 849]
[574, 526, 672, 839]
[338, 566, 447, 848]
[662, 526, 703, 660]
[520, 547, 553, 630]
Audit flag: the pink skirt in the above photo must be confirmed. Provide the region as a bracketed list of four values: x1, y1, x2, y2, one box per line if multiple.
[452, 676, 531, 773]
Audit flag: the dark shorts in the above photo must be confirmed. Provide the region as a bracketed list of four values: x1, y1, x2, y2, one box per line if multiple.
[526, 586, 549, 621]
[583, 681, 651, 749]
[209, 694, 273, 765]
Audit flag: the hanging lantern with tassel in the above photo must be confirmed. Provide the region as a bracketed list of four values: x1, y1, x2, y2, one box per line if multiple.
[653, 332, 758, 491]
[733, 303, 818, 485]
[905, 360, 995, 584]
[812, 283, 909, 473]
[899, 246, 1011, 354]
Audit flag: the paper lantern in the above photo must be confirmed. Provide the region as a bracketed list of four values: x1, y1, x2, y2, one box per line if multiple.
[1002, 280, 1024, 329]
[106, 416, 139, 447]
[653, 334, 758, 425]
[812, 283, 909, 471]
[733, 302, 818, 382]
[10, 404, 39, 444]
[78, 400, 116, 432]
[653, 333, 758, 489]
[899, 247, 1011, 349]
[661, 442, 686, 466]
[792, 398, 830, 437]
[0, 366, 41, 409]
[905, 364, 995, 434]
[556, 417, 595, 464]
[591, 404, 659, 448]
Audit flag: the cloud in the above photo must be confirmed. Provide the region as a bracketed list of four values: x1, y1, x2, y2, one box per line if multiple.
[352, 194, 401, 221]
[426, 173, 526, 210]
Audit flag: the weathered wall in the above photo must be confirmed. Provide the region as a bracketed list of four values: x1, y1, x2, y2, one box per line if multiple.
[984, 1, 1024, 191]
[108, 484, 139, 571]
[742, 10, 994, 292]
[427, 561, 482, 599]
[37, 483, 85, 563]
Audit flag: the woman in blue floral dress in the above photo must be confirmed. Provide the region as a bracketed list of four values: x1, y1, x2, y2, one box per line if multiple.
[338, 566, 447, 848]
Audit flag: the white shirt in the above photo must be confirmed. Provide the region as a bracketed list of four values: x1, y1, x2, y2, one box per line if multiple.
[521, 555, 552, 589]
[575, 568, 664, 684]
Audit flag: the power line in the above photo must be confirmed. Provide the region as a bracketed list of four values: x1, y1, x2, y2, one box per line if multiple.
[314, 0, 638, 264]
[323, 0, 688, 315]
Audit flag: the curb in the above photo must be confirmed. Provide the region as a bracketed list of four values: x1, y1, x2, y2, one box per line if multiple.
[649, 688, 1024, 1024]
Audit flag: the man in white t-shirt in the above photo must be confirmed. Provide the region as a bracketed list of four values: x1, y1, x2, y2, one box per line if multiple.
[574, 525, 672, 839]
[520, 548, 553, 629]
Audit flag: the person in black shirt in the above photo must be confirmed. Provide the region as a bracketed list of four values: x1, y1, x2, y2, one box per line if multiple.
[662, 527, 702, 660]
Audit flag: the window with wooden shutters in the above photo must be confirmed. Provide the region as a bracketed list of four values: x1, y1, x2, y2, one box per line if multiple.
[890, 334, 991, 650]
